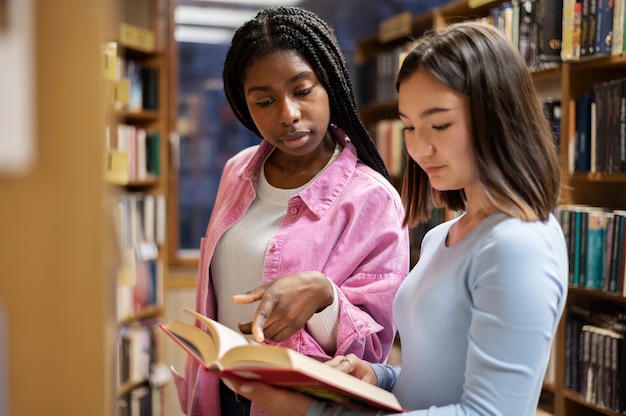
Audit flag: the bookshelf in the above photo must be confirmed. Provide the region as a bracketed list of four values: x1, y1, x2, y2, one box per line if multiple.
[103, 0, 171, 414]
[356, 1, 626, 415]
[0, 1, 113, 416]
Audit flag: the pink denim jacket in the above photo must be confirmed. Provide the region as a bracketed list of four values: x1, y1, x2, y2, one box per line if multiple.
[172, 126, 410, 416]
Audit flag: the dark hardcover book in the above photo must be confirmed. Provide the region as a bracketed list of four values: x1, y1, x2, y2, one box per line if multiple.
[573, 209, 583, 286]
[616, 211, 626, 295]
[609, 332, 621, 411]
[575, 93, 594, 172]
[140, 66, 159, 111]
[593, 81, 608, 172]
[607, 78, 623, 173]
[581, 325, 593, 400]
[580, 210, 589, 287]
[146, 132, 160, 177]
[614, 214, 625, 293]
[557, 208, 574, 284]
[594, 0, 614, 55]
[580, 0, 592, 57]
[607, 213, 620, 293]
[599, 330, 615, 409]
[587, 0, 599, 56]
[518, 0, 536, 67]
[617, 78, 626, 172]
[565, 310, 588, 391]
[536, 0, 564, 62]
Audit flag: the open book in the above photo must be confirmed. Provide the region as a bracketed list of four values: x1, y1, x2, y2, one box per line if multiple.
[159, 307, 405, 413]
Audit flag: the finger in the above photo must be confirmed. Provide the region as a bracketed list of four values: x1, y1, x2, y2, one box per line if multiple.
[325, 355, 347, 369]
[251, 309, 268, 342]
[251, 293, 281, 343]
[232, 284, 268, 304]
[237, 321, 252, 335]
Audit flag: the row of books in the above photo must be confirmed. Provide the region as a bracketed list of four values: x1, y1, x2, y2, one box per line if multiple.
[489, 0, 626, 65]
[118, 385, 157, 416]
[118, 323, 159, 386]
[106, 125, 161, 184]
[487, 1, 563, 70]
[565, 305, 626, 412]
[374, 119, 405, 177]
[572, 77, 626, 174]
[103, 42, 159, 112]
[556, 205, 626, 294]
[111, 192, 166, 320]
[356, 0, 626, 107]
[562, 0, 626, 60]
[356, 45, 406, 105]
[117, 321, 164, 416]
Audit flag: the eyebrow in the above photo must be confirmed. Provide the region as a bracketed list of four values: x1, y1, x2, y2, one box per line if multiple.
[398, 107, 451, 120]
[246, 70, 314, 96]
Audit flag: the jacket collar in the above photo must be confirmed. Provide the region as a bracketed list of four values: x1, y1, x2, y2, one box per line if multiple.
[239, 124, 358, 219]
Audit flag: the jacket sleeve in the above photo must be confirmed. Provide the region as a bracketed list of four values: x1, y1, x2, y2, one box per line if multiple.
[330, 179, 410, 363]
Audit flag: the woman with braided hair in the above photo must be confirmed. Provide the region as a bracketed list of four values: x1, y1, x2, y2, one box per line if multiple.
[171, 6, 409, 416]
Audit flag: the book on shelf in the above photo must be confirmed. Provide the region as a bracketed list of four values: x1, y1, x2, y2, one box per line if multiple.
[584, 209, 610, 290]
[574, 93, 594, 172]
[580, 0, 593, 58]
[535, 0, 564, 62]
[594, 0, 614, 56]
[613, 0, 626, 55]
[159, 307, 406, 413]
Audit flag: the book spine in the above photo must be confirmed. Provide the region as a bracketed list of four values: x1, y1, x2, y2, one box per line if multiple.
[588, 0, 599, 56]
[581, 0, 592, 57]
[592, 82, 606, 173]
[573, 209, 583, 285]
[580, 210, 589, 287]
[609, 79, 622, 172]
[537, 0, 564, 61]
[612, 0, 625, 55]
[608, 213, 621, 293]
[594, 0, 615, 55]
[585, 211, 607, 290]
[574, 1, 584, 58]
[617, 78, 626, 172]
[518, 0, 536, 66]
[575, 93, 594, 172]
[562, 0, 576, 60]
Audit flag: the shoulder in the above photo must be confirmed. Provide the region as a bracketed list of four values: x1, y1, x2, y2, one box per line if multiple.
[350, 162, 403, 211]
[483, 214, 566, 254]
[471, 214, 569, 288]
[222, 144, 262, 176]
[226, 144, 260, 166]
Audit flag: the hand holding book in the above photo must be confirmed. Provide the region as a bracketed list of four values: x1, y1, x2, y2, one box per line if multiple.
[159, 307, 405, 412]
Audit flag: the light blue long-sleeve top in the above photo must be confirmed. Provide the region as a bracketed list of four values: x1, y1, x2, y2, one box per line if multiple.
[307, 212, 568, 416]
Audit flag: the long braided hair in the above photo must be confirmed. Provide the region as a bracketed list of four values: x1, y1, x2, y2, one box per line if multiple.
[223, 6, 390, 181]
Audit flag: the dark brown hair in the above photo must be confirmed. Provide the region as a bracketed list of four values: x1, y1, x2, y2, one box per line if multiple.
[396, 21, 561, 226]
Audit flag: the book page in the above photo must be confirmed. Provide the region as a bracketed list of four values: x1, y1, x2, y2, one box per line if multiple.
[181, 307, 250, 358]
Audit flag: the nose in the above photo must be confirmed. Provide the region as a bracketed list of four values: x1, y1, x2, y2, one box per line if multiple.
[278, 97, 301, 126]
[405, 133, 434, 162]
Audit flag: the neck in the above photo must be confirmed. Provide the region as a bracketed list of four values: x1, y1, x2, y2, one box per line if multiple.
[268, 134, 336, 175]
[264, 134, 336, 188]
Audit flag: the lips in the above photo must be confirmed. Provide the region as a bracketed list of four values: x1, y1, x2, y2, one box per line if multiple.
[281, 130, 310, 142]
[422, 165, 442, 175]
